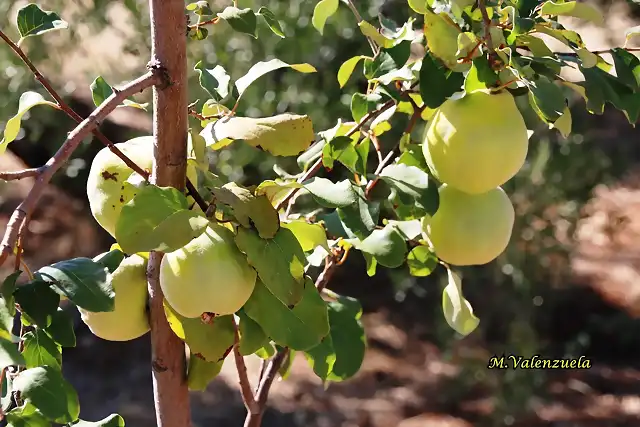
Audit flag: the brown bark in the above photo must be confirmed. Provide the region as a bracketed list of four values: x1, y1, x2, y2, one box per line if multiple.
[146, 1, 192, 427]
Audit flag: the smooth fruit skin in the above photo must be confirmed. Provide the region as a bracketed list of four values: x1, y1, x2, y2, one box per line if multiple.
[159, 224, 257, 318]
[79, 254, 150, 341]
[422, 90, 529, 194]
[87, 136, 198, 236]
[424, 185, 515, 266]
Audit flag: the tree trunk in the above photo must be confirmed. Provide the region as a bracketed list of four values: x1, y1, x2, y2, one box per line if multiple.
[146, 1, 192, 427]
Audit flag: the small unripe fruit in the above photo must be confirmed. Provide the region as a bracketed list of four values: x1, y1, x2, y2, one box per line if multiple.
[86, 136, 198, 237]
[160, 224, 257, 318]
[79, 254, 149, 341]
[424, 185, 514, 266]
[422, 90, 529, 194]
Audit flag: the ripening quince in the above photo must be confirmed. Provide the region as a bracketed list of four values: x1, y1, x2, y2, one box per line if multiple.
[422, 90, 529, 195]
[159, 223, 257, 318]
[424, 185, 514, 266]
[86, 136, 198, 236]
[79, 254, 150, 341]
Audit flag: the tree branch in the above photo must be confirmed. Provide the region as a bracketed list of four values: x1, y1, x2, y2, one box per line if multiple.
[344, 0, 378, 55]
[0, 29, 151, 179]
[145, 1, 193, 427]
[0, 168, 43, 182]
[0, 70, 161, 270]
[244, 257, 340, 427]
[233, 318, 259, 415]
[478, 0, 494, 53]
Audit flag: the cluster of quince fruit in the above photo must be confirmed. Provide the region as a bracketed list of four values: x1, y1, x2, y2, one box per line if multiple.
[82, 137, 256, 341]
[421, 89, 529, 266]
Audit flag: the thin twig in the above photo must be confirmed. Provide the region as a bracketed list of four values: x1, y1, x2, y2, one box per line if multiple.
[0, 168, 43, 182]
[233, 318, 259, 415]
[478, 0, 494, 53]
[552, 46, 640, 56]
[187, 17, 220, 30]
[0, 71, 162, 270]
[244, 257, 340, 427]
[0, 29, 151, 179]
[345, 0, 378, 55]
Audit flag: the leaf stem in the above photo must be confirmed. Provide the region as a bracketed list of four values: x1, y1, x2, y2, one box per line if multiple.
[233, 317, 260, 415]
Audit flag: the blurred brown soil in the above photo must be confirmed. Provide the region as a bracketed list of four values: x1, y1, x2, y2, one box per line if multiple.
[3, 151, 640, 427]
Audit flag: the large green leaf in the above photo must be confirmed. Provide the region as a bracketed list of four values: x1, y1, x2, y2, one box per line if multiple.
[0, 92, 57, 154]
[13, 366, 79, 424]
[312, 0, 339, 35]
[0, 298, 16, 342]
[200, 114, 315, 157]
[187, 353, 224, 391]
[43, 309, 76, 348]
[419, 53, 464, 108]
[407, 246, 438, 277]
[22, 330, 62, 370]
[194, 62, 231, 101]
[347, 224, 408, 268]
[14, 281, 60, 328]
[305, 294, 365, 382]
[378, 163, 440, 216]
[164, 302, 235, 362]
[115, 185, 209, 254]
[338, 56, 368, 88]
[244, 278, 329, 351]
[235, 228, 306, 307]
[237, 311, 269, 356]
[16, 4, 68, 40]
[235, 59, 316, 100]
[442, 269, 479, 336]
[217, 7, 257, 38]
[257, 7, 285, 38]
[92, 249, 125, 274]
[281, 220, 329, 252]
[0, 338, 25, 371]
[6, 404, 50, 427]
[1, 271, 21, 315]
[211, 182, 279, 238]
[34, 258, 113, 312]
[539, 1, 604, 25]
[302, 178, 358, 208]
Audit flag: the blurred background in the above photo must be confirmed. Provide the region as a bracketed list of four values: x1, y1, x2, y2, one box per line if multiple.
[2, 0, 640, 426]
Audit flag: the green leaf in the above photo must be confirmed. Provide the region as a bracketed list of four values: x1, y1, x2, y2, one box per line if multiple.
[278, 350, 295, 380]
[312, 0, 339, 35]
[187, 353, 223, 391]
[164, 302, 235, 362]
[464, 56, 499, 93]
[363, 52, 398, 79]
[579, 65, 640, 123]
[211, 182, 279, 239]
[243, 278, 330, 351]
[217, 7, 257, 38]
[90, 76, 113, 107]
[0, 338, 25, 370]
[14, 281, 60, 328]
[305, 294, 365, 382]
[6, 404, 50, 427]
[363, 252, 377, 276]
[552, 106, 572, 138]
[189, 26, 209, 41]
[257, 7, 285, 38]
[442, 269, 479, 336]
[539, 1, 604, 25]
[115, 185, 209, 254]
[419, 54, 464, 109]
[527, 76, 566, 122]
[187, 1, 214, 16]
[0, 299, 15, 343]
[407, 246, 438, 277]
[359, 21, 394, 49]
[235, 59, 316, 100]
[235, 228, 306, 307]
[16, 4, 68, 40]
[378, 163, 440, 215]
[72, 414, 125, 427]
[200, 114, 315, 157]
[13, 366, 80, 424]
[423, 10, 464, 71]
[322, 136, 360, 173]
[1, 271, 21, 315]
[338, 56, 367, 88]
[610, 48, 640, 91]
[350, 93, 380, 123]
[347, 224, 408, 268]
[254, 343, 276, 359]
[92, 249, 125, 274]
[238, 311, 268, 356]
[407, 0, 429, 14]
[0, 92, 57, 154]
[194, 62, 231, 101]
[337, 188, 380, 240]
[625, 26, 640, 45]
[302, 178, 358, 208]
[254, 180, 303, 208]
[34, 258, 113, 312]
[22, 330, 62, 370]
[281, 220, 329, 252]
[43, 309, 76, 348]
[386, 219, 422, 240]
